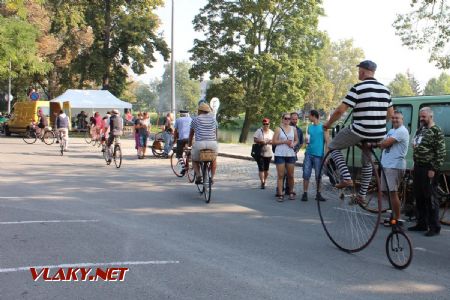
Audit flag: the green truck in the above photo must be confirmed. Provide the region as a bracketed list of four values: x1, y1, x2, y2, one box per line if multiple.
[337, 94, 450, 172]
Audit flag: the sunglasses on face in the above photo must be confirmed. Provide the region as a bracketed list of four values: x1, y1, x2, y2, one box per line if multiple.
[263, 123, 269, 125]
[283, 117, 291, 120]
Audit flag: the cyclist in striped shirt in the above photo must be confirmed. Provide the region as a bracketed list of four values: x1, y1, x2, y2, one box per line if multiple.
[188, 102, 218, 184]
[323, 60, 394, 201]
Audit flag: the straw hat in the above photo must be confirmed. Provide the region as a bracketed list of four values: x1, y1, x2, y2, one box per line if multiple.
[198, 102, 211, 112]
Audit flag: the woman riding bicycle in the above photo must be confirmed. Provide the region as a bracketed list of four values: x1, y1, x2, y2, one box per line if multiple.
[323, 60, 394, 202]
[188, 102, 218, 185]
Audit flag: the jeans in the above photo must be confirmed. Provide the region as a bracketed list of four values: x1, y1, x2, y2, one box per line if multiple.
[302, 153, 322, 181]
[163, 131, 173, 154]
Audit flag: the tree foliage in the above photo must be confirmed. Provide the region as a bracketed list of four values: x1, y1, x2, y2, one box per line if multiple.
[424, 72, 450, 95]
[305, 38, 363, 112]
[158, 61, 201, 112]
[190, 0, 325, 142]
[389, 73, 415, 97]
[394, 0, 450, 69]
[122, 79, 159, 112]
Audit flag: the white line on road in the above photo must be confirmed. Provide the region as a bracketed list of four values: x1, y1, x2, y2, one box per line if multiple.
[0, 261, 180, 273]
[0, 219, 100, 225]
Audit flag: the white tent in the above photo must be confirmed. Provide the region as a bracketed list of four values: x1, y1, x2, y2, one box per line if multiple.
[50, 89, 132, 117]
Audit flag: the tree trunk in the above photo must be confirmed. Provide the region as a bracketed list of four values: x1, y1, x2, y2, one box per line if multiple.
[239, 107, 252, 143]
[102, 0, 112, 90]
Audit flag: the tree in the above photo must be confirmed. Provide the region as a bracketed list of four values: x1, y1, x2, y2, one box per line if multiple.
[122, 79, 159, 112]
[73, 0, 170, 96]
[424, 73, 450, 95]
[406, 70, 422, 95]
[158, 61, 201, 112]
[0, 15, 51, 100]
[393, 0, 450, 69]
[190, 0, 325, 142]
[389, 73, 415, 97]
[305, 38, 364, 112]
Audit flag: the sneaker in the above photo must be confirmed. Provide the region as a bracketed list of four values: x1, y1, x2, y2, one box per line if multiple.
[407, 224, 427, 232]
[315, 193, 326, 202]
[383, 218, 404, 227]
[301, 193, 308, 202]
[181, 169, 186, 176]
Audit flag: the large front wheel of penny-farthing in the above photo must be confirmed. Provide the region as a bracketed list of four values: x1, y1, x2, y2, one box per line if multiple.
[317, 149, 382, 253]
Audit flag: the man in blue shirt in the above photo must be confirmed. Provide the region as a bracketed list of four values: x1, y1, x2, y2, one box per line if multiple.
[174, 110, 192, 175]
[302, 110, 329, 202]
[379, 110, 409, 224]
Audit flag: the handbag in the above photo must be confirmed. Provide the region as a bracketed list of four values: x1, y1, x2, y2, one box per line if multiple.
[251, 129, 264, 159]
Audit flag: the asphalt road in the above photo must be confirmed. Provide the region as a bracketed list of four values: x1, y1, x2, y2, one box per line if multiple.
[0, 137, 449, 300]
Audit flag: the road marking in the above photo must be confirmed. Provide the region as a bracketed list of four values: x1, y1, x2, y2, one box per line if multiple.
[0, 219, 100, 225]
[0, 261, 180, 273]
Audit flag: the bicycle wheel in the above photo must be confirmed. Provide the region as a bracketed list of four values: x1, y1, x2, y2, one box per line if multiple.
[195, 162, 204, 194]
[60, 137, 64, 156]
[385, 230, 413, 269]
[317, 149, 382, 253]
[187, 152, 195, 183]
[113, 144, 122, 168]
[43, 130, 55, 145]
[102, 145, 109, 163]
[441, 200, 450, 225]
[151, 132, 166, 157]
[84, 130, 92, 144]
[170, 152, 185, 177]
[23, 129, 37, 144]
[203, 162, 212, 203]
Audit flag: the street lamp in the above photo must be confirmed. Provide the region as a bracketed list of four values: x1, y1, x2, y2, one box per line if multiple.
[170, 0, 176, 120]
[8, 59, 11, 114]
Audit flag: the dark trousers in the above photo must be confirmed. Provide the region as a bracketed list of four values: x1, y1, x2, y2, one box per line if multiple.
[413, 165, 441, 231]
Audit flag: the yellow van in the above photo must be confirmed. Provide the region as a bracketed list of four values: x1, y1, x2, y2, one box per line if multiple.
[3, 100, 70, 135]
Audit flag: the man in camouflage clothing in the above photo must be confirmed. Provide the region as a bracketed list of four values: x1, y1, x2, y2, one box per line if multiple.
[408, 107, 446, 236]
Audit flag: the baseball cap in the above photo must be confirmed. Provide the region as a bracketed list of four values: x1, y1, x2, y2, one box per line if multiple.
[356, 60, 377, 71]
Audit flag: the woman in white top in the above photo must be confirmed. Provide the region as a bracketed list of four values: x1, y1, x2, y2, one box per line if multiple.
[272, 113, 298, 202]
[253, 117, 274, 189]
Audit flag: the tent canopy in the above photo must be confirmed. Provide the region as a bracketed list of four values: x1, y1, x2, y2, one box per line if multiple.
[50, 89, 132, 109]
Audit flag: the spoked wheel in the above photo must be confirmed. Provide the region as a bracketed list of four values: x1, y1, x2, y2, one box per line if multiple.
[151, 132, 166, 157]
[60, 138, 65, 156]
[203, 162, 212, 203]
[385, 229, 413, 269]
[113, 144, 122, 168]
[187, 153, 195, 183]
[43, 130, 56, 145]
[195, 162, 204, 194]
[103, 145, 109, 164]
[317, 149, 382, 253]
[170, 152, 185, 177]
[84, 130, 92, 144]
[23, 129, 37, 144]
[440, 201, 450, 225]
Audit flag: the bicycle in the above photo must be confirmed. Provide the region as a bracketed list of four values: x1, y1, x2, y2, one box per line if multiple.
[57, 130, 67, 156]
[194, 149, 216, 203]
[23, 126, 55, 145]
[103, 136, 122, 168]
[84, 126, 93, 144]
[317, 143, 413, 269]
[170, 147, 195, 182]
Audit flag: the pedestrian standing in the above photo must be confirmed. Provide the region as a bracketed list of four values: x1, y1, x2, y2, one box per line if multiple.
[134, 112, 143, 157]
[301, 110, 328, 202]
[253, 118, 274, 189]
[141, 112, 151, 158]
[408, 107, 445, 236]
[379, 111, 410, 223]
[163, 112, 174, 158]
[272, 113, 298, 202]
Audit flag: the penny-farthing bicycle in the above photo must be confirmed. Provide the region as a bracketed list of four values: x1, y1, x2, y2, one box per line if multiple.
[317, 141, 413, 269]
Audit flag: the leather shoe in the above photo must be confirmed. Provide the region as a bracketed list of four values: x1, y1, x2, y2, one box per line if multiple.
[425, 229, 440, 237]
[408, 225, 427, 232]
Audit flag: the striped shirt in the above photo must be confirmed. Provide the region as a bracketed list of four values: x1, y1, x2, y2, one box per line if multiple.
[343, 78, 392, 139]
[191, 113, 217, 141]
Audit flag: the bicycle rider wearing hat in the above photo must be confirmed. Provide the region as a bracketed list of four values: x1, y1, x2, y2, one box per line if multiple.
[188, 102, 218, 184]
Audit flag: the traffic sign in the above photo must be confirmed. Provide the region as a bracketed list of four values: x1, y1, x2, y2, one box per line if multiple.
[30, 92, 40, 101]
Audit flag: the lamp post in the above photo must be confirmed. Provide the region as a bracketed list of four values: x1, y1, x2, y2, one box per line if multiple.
[7, 59, 11, 114]
[170, 0, 176, 120]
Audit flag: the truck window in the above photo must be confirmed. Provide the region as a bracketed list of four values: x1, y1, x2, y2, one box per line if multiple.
[422, 103, 450, 137]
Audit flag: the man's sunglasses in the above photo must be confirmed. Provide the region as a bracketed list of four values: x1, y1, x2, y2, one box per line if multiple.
[263, 123, 270, 125]
[283, 117, 291, 120]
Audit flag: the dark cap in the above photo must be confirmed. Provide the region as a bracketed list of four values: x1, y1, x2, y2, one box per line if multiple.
[179, 109, 189, 113]
[357, 60, 377, 71]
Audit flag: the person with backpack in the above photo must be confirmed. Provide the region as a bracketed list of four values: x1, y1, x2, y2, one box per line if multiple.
[253, 118, 274, 189]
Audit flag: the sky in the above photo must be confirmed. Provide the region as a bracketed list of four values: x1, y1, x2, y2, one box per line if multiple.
[136, 0, 443, 88]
